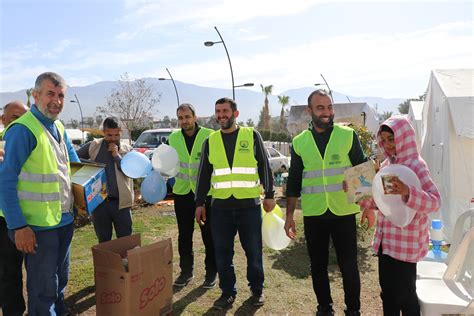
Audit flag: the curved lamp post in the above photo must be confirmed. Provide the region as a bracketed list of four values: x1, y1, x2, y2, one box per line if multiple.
[204, 26, 253, 100]
[70, 94, 85, 143]
[159, 67, 180, 107]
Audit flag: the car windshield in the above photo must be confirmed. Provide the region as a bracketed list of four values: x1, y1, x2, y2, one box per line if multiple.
[133, 132, 169, 148]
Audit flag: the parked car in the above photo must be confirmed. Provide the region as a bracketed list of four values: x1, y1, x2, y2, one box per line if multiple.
[266, 147, 290, 174]
[132, 128, 177, 158]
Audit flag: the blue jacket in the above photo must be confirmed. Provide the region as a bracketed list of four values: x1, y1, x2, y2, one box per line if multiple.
[0, 105, 80, 230]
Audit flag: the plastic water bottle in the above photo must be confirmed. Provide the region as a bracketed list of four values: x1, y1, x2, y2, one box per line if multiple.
[430, 219, 444, 260]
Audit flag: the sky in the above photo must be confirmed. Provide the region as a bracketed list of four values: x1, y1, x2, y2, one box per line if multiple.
[0, 0, 472, 99]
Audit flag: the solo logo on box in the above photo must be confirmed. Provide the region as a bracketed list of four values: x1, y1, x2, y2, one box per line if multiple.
[139, 277, 166, 309]
[100, 291, 122, 304]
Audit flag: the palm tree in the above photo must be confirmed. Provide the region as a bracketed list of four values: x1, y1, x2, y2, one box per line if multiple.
[277, 95, 290, 129]
[260, 84, 273, 130]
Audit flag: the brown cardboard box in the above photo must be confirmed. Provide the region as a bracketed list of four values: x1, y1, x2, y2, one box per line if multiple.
[92, 234, 173, 316]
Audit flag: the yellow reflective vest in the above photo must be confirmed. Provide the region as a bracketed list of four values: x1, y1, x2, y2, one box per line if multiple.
[5, 112, 71, 226]
[292, 124, 360, 216]
[208, 127, 260, 199]
[169, 127, 213, 195]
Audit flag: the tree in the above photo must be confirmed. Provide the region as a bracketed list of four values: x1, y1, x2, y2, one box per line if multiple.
[382, 111, 393, 120]
[351, 124, 375, 157]
[277, 95, 290, 130]
[26, 88, 33, 108]
[96, 73, 159, 139]
[69, 118, 79, 129]
[86, 117, 94, 127]
[95, 115, 103, 127]
[246, 118, 255, 127]
[259, 84, 273, 130]
[398, 99, 410, 114]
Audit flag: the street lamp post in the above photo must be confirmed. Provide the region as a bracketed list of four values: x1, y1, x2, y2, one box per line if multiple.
[70, 94, 85, 144]
[159, 68, 180, 107]
[204, 26, 253, 100]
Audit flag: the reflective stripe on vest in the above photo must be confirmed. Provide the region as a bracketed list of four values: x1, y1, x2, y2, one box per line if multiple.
[169, 127, 213, 194]
[6, 111, 71, 226]
[208, 127, 261, 199]
[293, 125, 360, 216]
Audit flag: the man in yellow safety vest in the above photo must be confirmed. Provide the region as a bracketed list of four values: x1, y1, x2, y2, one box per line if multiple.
[195, 97, 275, 310]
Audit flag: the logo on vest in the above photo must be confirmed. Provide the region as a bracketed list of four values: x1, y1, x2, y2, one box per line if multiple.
[329, 153, 342, 165]
[239, 140, 250, 153]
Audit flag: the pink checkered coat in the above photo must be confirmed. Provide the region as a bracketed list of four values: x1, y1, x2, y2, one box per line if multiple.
[359, 116, 441, 263]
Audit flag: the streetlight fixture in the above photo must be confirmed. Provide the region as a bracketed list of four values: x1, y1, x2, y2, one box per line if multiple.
[70, 94, 85, 144]
[204, 26, 253, 100]
[314, 73, 333, 102]
[159, 67, 180, 107]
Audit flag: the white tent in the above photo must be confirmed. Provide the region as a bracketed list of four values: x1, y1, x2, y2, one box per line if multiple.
[408, 100, 424, 150]
[421, 69, 474, 241]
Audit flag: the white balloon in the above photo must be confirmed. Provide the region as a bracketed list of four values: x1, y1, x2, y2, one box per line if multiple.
[151, 144, 179, 177]
[262, 212, 291, 250]
[372, 164, 422, 228]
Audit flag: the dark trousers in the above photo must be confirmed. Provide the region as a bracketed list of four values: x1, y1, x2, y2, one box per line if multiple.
[174, 192, 216, 278]
[0, 217, 25, 316]
[9, 223, 74, 316]
[304, 214, 360, 311]
[91, 199, 132, 243]
[211, 205, 264, 296]
[378, 248, 420, 316]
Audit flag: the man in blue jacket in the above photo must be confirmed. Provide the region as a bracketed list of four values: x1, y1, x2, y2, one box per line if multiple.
[0, 101, 28, 316]
[0, 72, 80, 316]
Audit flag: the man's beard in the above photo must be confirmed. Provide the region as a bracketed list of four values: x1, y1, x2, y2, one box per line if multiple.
[312, 114, 334, 130]
[217, 114, 235, 130]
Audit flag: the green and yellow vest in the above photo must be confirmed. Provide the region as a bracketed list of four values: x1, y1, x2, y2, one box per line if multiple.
[169, 127, 213, 195]
[208, 127, 260, 199]
[4, 112, 71, 226]
[292, 124, 360, 216]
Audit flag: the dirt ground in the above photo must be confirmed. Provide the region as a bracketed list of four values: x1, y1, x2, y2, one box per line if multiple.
[6, 188, 384, 315]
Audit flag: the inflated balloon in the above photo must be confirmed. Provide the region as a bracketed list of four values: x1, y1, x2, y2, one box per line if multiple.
[261, 203, 283, 218]
[121, 151, 152, 179]
[141, 170, 167, 204]
[151, 144, 179, 177]
[372, 164, 421, 228]
[262, 212, 291, 250]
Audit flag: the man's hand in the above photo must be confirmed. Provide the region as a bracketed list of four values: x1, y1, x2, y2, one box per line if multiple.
[196, 206, 206, 226]
[284, 215, 297, 240]
[361, 209, 376, 229]
[14, 226, 37, 254]
[342, 180, 348, 192]
[108, 143, 119, 157]
[262, 198, 276, 213]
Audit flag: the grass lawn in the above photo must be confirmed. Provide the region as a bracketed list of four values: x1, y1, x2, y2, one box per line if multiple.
[65, 196, 383, 315]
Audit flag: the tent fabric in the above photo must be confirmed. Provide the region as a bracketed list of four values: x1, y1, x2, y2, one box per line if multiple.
[408, 100, 424, 149]
[421, 69, 474, 242]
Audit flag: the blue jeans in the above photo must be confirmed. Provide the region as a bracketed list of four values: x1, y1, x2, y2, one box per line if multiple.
[11, 223, 74, 316]
[210, 205, 264, 296]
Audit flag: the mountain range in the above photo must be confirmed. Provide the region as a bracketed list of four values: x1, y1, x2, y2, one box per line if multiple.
[0, 78, 405, 124]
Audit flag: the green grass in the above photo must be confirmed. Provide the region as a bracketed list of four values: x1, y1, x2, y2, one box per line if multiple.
[65, 201, 382, 315]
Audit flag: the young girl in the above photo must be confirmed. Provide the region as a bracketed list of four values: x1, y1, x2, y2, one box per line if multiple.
[359, 116, 441, 315]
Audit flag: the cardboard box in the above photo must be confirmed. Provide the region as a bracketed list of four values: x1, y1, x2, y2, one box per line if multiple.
[71, 161, 107, 214]
[92, 234, 173, 316]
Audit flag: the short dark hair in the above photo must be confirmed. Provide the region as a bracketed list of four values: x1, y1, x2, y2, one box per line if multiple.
[103, 117, 120, 129]
[176, 103, 196, 116]
[34, 72, 66, 92]
[307, 89, 331, 107]
[215, 97, 237, 111]
[380, 125, 394, 134]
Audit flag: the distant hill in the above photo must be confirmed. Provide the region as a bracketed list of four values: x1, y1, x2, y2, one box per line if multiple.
[0, 78, 405, 124]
